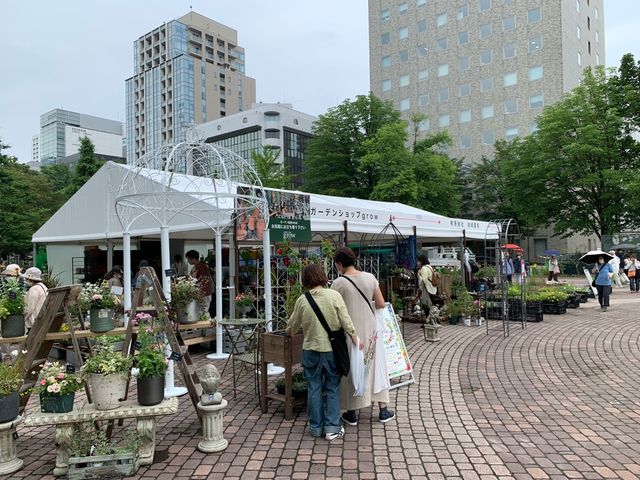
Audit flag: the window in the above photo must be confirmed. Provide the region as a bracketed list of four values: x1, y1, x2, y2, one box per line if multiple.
[529, 65, 543, 81]
[529, 94, 544, 108]
[400, 74, 410, 87]
[417, 44, 428, 57]
[399, 27, 409, 39]
[418, 68, 429, 81]
[419, 119, 429, 131]
[399, 49, 409, 61]
[438, 114, 450, 127]
[595, 7, 598, 20]
[480, 23, 492, 39]
[459, 83, 471, 97]
[460, 135, 472, 149]
[437, 13, 447, 26]
[417, 19, 427, 32]
[529, 35, 543, 52]
[438, 87, 449, 102]
[381, 9, 390, 21]
[528, 7, 541, 24]
[596, 31, 599, 43]
[382, 79, 391, 92]
[481, 104, 494, 119]
[419, 94, 429, 107]
[480, 76, 493, 92]
[482, 131, 495, 145]
[480, 49, 492, 65]
[479, 0, 491, 12]
[457, 4, 469, 20]
[504, 99, 518, 114]
[588, 41, 591, 54]
[578, 52, 582, 66]
[503, 42, 516, 59]
[400, 98, 410, 111]
[417, 0, 426, 6]
[459, 110, 471, 123]
[436, 38, 448, 51]
[438, 63, 449, 77]
[576, 0, 580, 12]
[381, 56, 391, 68]
[530, 124, 539, 134]
[505, 127, 518, 140]
[596, 53, 600, 65]
[399, 3, 408, 14]
[503, 71, 517, 87]
[503, 15, 516, 31]
[381, 32, 390, 45]
[459, 56, 470, 71]
[458, 31, 469, 45]
[577, 26, 581, 40]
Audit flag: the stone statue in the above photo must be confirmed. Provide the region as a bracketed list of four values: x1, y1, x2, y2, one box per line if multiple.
[200, 364, 223, 405]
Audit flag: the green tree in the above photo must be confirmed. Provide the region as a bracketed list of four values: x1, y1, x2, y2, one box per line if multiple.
[41, 163, 73, 196]
[67, 136, 103, 196]
[249, 146, 291, 189]
[303, 93, 401, 198]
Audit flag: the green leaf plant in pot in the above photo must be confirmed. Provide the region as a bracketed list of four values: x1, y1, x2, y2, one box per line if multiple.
[171, 277, 202, 324]
[34, 361, 84, 413]
[78, 282, 119, 333]
[0, 278, 26, 338]
[135, 326, 167, 406]
[81, 338, 133, 411]
[0, 356, 23, 423]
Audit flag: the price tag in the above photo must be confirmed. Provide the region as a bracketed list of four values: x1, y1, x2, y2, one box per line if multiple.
[66, 364, 76, 374]
[165, 268, 176, 278]
[169, 351, 182, 361]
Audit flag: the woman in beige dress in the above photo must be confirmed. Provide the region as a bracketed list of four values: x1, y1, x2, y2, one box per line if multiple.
[331, 247, 395, 425]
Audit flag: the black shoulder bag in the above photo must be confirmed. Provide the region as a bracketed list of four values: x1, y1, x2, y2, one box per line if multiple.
[304, 291, 350, 377]
[340, 275, 376, 314]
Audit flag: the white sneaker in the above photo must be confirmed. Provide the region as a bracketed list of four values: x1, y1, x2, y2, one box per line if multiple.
[325, 426, 345, 441]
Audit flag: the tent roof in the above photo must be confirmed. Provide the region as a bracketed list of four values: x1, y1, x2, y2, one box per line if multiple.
[33, 162, 499, 243]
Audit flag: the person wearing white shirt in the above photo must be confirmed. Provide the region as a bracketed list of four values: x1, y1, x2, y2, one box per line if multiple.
[608, 250, 622, 288]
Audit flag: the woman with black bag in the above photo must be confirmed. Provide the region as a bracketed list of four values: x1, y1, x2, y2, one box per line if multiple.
[287, 263, 359, 441]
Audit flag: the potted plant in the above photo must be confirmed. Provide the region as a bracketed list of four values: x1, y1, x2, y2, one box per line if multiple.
[81, 339, 133, 411]
[93, 334, 126, 353]
[34, 361, 83, 413]
[448, 291, 475, 325]
[135, 329, 167, 406]
[0, 279, 26, 338]
[0, 358, 22, 423]
[275, 371, 308, 399]
[171, 277, 201, 324]
[234, 292, 256, 318]
[79, 282, 118, 333]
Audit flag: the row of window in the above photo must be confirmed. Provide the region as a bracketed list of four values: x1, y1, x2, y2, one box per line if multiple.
[417, 119, 535, 146]
[382, 0, 519, 22]
[399, 95, 544, 116]
[381, 3, 541, 26]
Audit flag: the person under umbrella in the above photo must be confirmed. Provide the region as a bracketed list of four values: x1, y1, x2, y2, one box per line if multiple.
[592, 256, 614, 311]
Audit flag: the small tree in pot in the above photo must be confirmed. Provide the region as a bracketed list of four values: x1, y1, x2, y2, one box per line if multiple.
[81, 339, 133, 411]
[0, 279, 26, 338]
[135, 327, 167, 406]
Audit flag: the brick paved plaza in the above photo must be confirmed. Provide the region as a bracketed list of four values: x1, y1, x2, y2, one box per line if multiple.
[5, 288, 640, 480]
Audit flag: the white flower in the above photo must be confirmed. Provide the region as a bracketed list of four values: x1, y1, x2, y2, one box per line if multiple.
[10, 350, 18, 357]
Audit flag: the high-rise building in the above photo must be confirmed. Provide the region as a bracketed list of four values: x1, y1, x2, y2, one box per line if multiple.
[125, 11, 256, 164]
[32, 135, 40, 162]
[197, 103, 316, 187]
[38, 108, 124, 166]
[369, 0, 604, 163]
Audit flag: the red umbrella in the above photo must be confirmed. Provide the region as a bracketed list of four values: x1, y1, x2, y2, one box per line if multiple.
[501, 243, 524, 252]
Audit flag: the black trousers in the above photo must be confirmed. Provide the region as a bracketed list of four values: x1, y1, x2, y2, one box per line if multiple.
[596, 285, 610, 307]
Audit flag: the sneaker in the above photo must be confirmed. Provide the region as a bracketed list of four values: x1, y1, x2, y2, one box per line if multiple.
[379, 407, 396, 423]
[602, 307, 608, 312]
[325, 426, 345, 441]
[342, 410, 358, 426]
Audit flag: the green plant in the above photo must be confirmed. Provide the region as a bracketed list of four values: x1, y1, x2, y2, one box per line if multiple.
[170, 277, 201, 309]
[0, 278, 26, 318]
[135, 330, 167, 379]
[33, 361, 83, 396]
[78, 282, 118, 311]
[0, 361, 22, 397]
[82, 338, 133, 376]
[69, 425, 142, 457]
[41, 269, 62, 289]
[275, 371, 308, 392]
[476, 265, 497, 280]
[448, 291, 475, 317]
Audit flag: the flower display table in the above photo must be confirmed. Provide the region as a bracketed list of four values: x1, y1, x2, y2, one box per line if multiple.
[24, 397, 178, 476]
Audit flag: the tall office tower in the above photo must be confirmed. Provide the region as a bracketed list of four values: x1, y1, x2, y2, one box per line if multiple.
[369, 0, 604, 163]
[125, 11, 256, 163]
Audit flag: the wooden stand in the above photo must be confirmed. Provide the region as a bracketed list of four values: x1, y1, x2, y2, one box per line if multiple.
[260, 331, 303, 420]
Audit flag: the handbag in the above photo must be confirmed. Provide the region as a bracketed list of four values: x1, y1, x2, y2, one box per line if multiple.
[304, 292, 350, 377]
[629, 269, 636, 278]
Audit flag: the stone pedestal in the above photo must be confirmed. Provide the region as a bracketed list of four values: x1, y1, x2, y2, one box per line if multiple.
[0, 415, 23, 475]
[425, 324, 441, 343]
[197, 400, 228, 453]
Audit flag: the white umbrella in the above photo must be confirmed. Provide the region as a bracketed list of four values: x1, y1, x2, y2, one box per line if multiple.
[579, 250, 613, 264]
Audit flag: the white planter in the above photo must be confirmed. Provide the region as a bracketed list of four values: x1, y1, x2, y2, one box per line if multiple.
[463, 317, 472, 327]
[88, 373, 128, 410]
[177, 300, 200, 324]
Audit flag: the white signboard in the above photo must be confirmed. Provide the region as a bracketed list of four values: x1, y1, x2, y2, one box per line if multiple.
[65, 125, 123, 158]
[381, 303, 414, 387]
[583, 268, 598, 297]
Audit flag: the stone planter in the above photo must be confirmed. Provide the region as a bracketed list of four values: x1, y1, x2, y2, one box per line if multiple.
[1, 314, 25, 338]
[40, 392, 75, 413]
[236, 305, 251, 318]
[89, 309, 115, 333]
[176, 300, 199, 324]
[137, 376, 165, 406]
[88, 373, 128, 411]
[0, 392, 19, 424]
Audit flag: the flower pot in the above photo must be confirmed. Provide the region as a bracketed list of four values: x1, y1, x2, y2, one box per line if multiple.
[90, 309, 115, 333]
[0, 391, 19, 423]
[1, 314, 25, 338]
[237, 305, 251, 318]
[448, 315, 460, 325]
[88, 373, 128, 410]
[136, 376, 165, 406]
[40, 392, 75, 413]
[176, 300, 199, 324]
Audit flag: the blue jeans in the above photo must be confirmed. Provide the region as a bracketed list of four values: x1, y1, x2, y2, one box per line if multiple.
[301, 349, 341, 436]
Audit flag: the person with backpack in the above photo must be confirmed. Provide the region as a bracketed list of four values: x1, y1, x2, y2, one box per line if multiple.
[417, 255, 438, 310]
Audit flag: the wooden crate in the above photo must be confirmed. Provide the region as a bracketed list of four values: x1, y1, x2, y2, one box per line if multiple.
[67, 453, 138, 479]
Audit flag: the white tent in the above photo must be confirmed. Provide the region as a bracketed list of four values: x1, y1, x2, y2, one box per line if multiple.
[33, 162, 498, 245]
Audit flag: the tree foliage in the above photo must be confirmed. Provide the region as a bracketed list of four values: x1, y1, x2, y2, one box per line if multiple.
[67, 137, 103, 196]
[250, 146, 291, 189]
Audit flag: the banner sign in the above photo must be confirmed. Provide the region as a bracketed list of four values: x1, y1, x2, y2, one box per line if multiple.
[381, 303, 413, 380]
[236, 187, 310, 242]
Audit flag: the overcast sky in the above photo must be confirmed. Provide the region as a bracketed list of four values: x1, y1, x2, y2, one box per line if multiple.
[1, 1, 639, 163]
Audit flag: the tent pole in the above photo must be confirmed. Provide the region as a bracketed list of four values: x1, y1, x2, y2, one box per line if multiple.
[107, 239, 113, 271]
[343, 220, 348, 247]
[461, 229, 467, 289]
[160, 226, 171, 299]
[229, 233, 236, 319]
[263, 228, 284, 375]
[123, 232, 132, 315]
[207, 231, 229, 360]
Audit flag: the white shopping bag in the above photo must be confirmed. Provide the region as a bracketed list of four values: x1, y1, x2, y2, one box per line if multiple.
[350, 337, 367, 397]
[620, 272, 629, 285]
